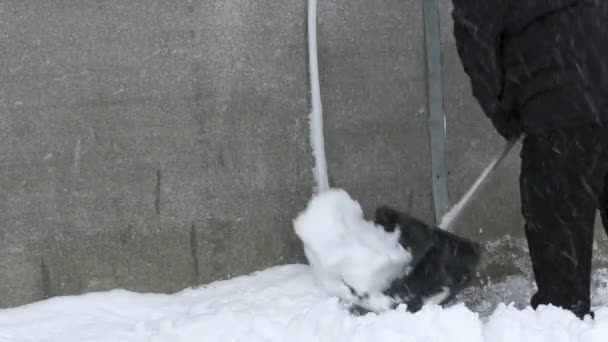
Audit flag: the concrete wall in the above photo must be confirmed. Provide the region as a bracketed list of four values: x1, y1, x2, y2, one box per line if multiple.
[1, 0, 606, 308]
[1, 0, 313, 307]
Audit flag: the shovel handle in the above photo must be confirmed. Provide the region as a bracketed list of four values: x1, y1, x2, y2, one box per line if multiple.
[438, 135, 522, 231]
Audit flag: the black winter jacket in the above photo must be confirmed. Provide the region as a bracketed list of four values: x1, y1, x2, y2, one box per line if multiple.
[452, 0, 608, 137]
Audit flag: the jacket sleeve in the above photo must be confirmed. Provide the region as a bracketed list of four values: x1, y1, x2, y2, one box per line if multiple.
[451, 0, 510, 125]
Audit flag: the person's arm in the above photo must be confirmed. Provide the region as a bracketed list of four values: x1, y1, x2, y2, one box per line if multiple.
[452, 0, 520, 139]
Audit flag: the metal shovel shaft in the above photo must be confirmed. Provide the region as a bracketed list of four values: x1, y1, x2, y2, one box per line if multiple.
[439, 136, 522, 231]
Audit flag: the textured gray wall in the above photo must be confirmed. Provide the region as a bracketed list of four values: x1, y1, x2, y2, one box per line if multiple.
[1, 0, 313, 307]
[1, 0, 606, 308]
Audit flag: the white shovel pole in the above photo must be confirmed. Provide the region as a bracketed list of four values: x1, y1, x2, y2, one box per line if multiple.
[439, 135, 522, 231]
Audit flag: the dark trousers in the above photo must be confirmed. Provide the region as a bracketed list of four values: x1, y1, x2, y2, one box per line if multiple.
[520, 125, 608, 318]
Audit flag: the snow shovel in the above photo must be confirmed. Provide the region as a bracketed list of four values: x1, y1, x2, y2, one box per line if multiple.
[350, 137, 521, 315]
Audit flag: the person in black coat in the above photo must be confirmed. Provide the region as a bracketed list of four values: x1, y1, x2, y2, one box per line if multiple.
[452, 0, 608, 319]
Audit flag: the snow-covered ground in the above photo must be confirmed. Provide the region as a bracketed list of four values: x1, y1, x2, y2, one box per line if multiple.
[1, 264, 607, 342]
[2, 188, 608, 341]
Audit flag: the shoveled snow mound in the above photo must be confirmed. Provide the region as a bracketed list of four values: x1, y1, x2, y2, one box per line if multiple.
[293, 189, 411, 305]
[1, 265, 607, 342]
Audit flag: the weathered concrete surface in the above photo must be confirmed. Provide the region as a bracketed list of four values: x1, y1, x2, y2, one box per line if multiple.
[0, 0, 312, 307]
[1, 0, 606, 308]
[319, 0, 432, 222]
